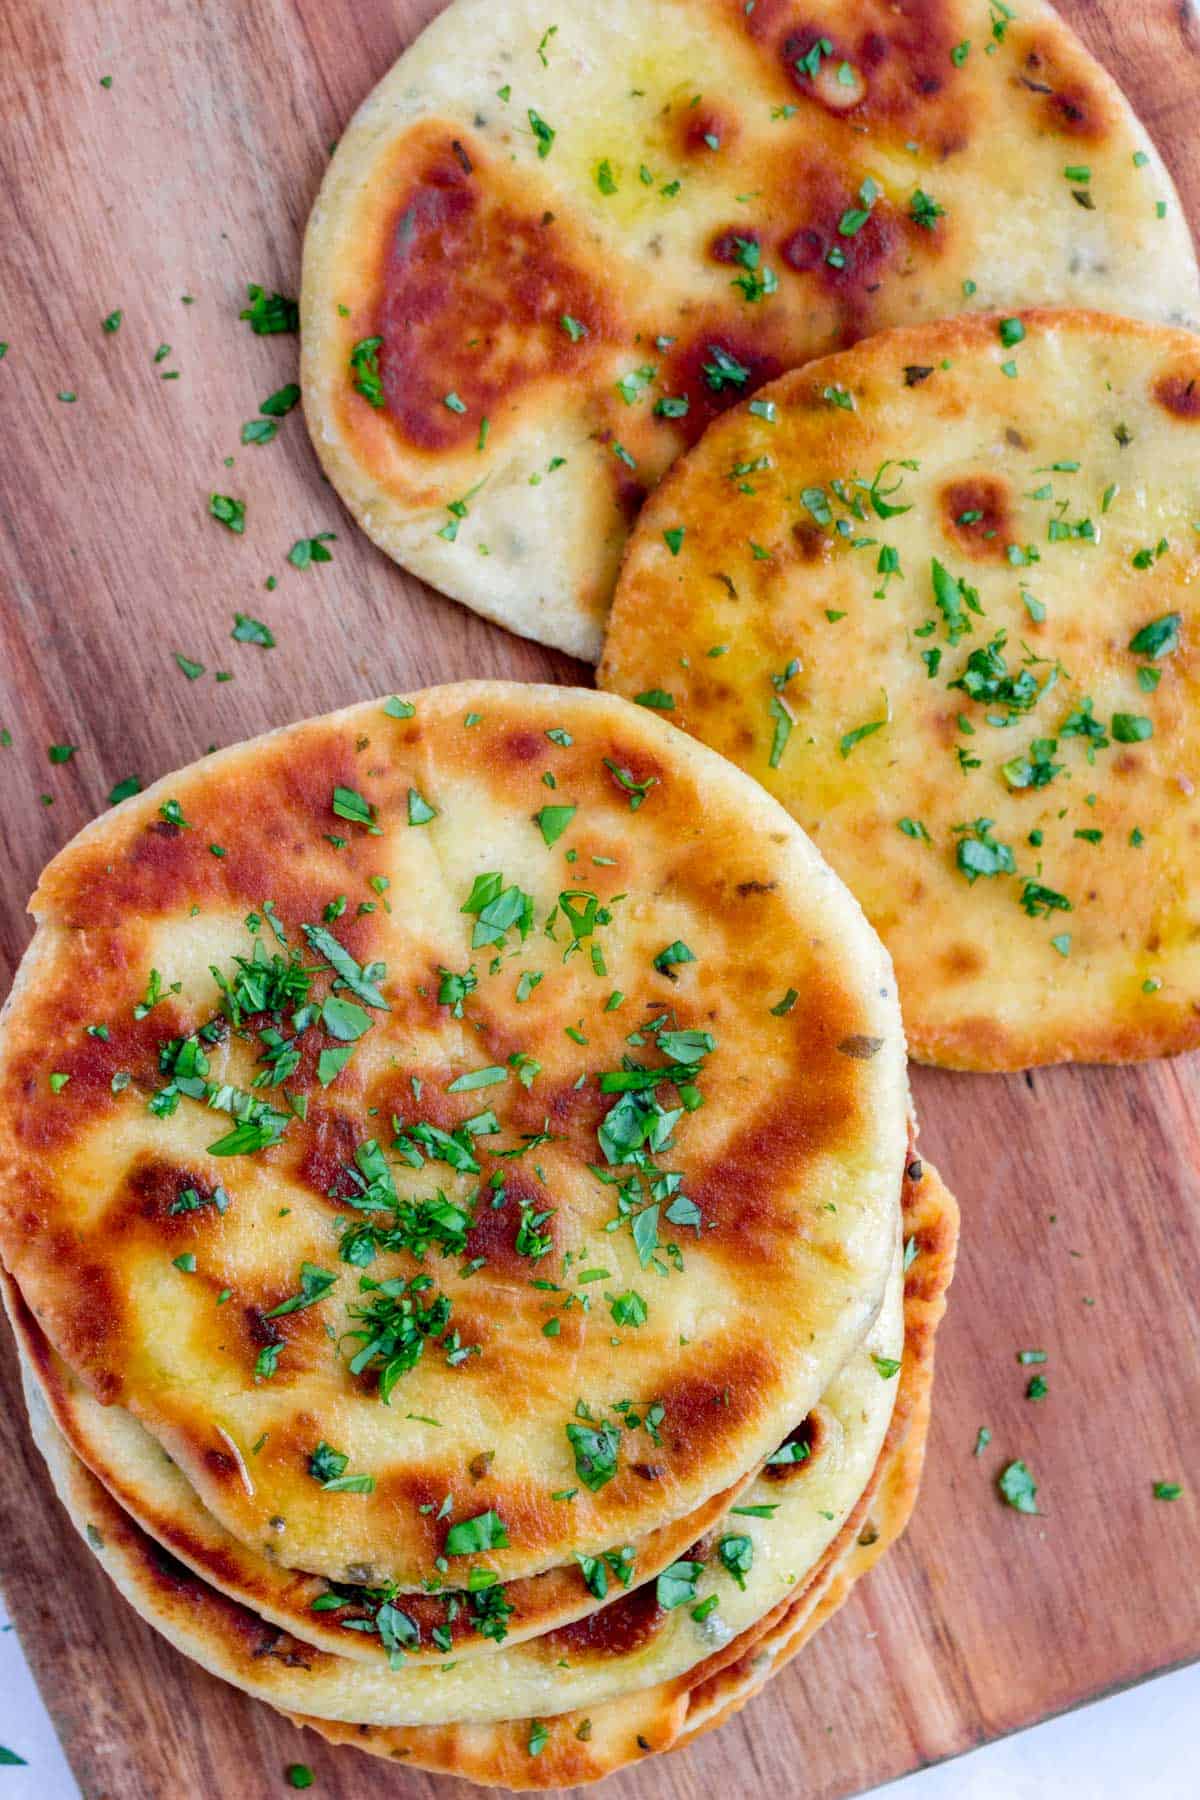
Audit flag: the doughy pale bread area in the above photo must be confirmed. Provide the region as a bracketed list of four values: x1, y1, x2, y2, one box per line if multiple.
[602, 311, 1200, 1070]
[301, 0, 1198, 660]
[0, 683, 906, 1592]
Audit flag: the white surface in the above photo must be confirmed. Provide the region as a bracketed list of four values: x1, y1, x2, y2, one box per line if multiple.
[0, 1588, 1195, 1797]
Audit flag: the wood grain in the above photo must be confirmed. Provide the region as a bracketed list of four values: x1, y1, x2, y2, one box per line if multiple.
[0, 2, 1198, 1796]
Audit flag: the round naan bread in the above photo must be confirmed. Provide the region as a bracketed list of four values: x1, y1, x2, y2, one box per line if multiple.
[301, 0, 1198, 660]
[26, 1247, 903, 1728]
[26, 1159, 955, 1790]
[0, 683, 906, 1589]
[602, 311, 1200, 1071]
[3, 1276, 757, 1666]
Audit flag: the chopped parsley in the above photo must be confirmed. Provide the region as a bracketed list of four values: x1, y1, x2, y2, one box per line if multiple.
[332, 785, 381, 833]
[909, 188, 945, 230]
[444, 1509, 509, 1555]
[566, 1418, 621, 1491]
[407, 787, 438, 826]
[349, 336, 385, 407]
[209, 493, 245, 534]
[931, 558, 981, 644]
[954, 819, 1015, 882]
[232, 612, 275, 647]
[717, 1534, 753, 1589]
[346, 1274, 456, 1401]
[656, 1559, 703, 1609]
[997, 1458, 1039, 1515]
[528, 109, 555, 157]
[265, 1262, 337, 1318]
[535, 804, 576, 846]
[288, 533, 336, 568]
[702, 345, 751, 392]
[239, 286, 298, 334]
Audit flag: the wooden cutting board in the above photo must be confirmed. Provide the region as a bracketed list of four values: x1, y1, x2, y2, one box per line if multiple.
[0, 1, 1198, 1795]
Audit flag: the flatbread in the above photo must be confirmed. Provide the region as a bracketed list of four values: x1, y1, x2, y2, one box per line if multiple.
[27, 1161, 955, 1790]
[680, 1151, 955, 1743]
[24, 1240, 904, 1727]
[676, 1386, 931, 1745]
[301, 0, 1198, 660]
[601, 310, 1200, 1070]
[0, 682, 906, 1588]
[4, 1274, 756, 1666]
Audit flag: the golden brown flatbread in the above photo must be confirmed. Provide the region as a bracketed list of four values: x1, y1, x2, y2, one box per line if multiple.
[301, 0, 1198, 659]
[4, 1275, 755, 1666]
[23, 1161, 954, 1788]
[0, 683, 906, 1591]
[602, 311, 1200, 1070]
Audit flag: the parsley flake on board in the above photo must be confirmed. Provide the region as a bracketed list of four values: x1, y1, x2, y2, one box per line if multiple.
[208, 493, 245, 534]
[232, 612, 275, 647]
[239, 285, 299, 334]
[998, 1458, 1040, 1514]
[288, 532, 336, 568]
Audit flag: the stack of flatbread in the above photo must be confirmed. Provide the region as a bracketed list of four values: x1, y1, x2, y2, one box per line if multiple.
[0, 685, 956, 1788]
